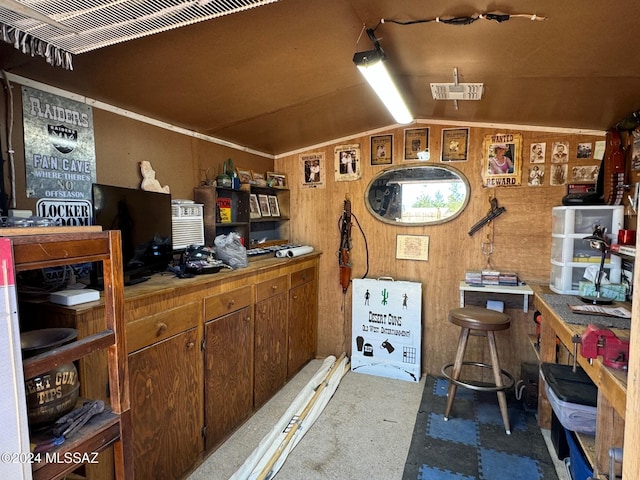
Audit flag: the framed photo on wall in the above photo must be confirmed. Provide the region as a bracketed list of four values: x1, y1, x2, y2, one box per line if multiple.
[404, 127, 429, 161]
[334, 144, 361, 181]
[482, 133, 523, 187]
[370, 134, 393, 165]
[441, 128, 469, 162]
[300, 152, 325, 189]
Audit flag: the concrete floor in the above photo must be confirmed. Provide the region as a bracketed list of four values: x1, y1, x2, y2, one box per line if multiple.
[188, 358, 570, 480]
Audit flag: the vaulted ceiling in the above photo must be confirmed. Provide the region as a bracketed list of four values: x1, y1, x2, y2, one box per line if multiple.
[2, 0, 640, 156]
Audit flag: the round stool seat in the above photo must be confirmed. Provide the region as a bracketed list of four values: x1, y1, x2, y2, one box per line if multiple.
[448, 306, 511, 332]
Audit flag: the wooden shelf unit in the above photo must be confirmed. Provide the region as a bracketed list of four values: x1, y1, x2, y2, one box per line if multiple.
[195, 186, 290, 248]
[9, 230, 133, 480]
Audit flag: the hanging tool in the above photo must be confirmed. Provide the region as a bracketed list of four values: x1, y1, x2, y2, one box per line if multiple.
[338, 196, 353, 293]
[468, 196, 506, 236]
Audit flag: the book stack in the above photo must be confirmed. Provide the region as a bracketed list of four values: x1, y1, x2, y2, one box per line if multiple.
[498, 272, 519, 286]
[464, 271, 482, 285]
[481, 269, 500, 286]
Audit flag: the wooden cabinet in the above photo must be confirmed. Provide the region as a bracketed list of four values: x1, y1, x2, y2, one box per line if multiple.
[288, 265, 318, 377]
[19, 250, 320, 478]
[8, 230, 133, 480]
[129, 328, 201, 479]
[127, 302, 202, 479]
[203, 286, 254, 450]
[254, 275, 289, 408]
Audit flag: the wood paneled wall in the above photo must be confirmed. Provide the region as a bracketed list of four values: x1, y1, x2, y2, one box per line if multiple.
[276, 124, 616, 378]
[4, 96, 273, 214]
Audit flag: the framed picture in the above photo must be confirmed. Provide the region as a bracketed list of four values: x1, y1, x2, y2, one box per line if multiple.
[258, 194, 271, 216]
[237, 168, 252, 184]
[301, 152, 325, 189]
[268, 195, 280, 217]
[404, 127, 429, 161]
[334, 144, 362, 181]
[370, 134, 393, 165]
[482, 133, 523, 187]
[266, 171, 287, 188]
[251, 170, 267, 187]
[249, 193, 261, 218]
[441, 128, 469, 162]
[396, 234, 429, 261]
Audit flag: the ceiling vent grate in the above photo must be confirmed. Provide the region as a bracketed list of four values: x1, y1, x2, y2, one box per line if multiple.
[0, 0, 279, 54]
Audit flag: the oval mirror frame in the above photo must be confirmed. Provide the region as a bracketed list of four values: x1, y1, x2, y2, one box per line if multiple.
[365, 164, 471, 226]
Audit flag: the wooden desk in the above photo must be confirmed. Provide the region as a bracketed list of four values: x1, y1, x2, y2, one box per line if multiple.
[533, 285, 628, 477]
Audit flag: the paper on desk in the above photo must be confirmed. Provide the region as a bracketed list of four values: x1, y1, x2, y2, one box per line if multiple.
[568, 304, 631, 319]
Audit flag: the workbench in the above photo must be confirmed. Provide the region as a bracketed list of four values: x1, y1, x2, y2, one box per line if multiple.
[533, 285, 629, 478]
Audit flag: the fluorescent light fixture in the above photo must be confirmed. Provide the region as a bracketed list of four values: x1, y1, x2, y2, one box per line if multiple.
[353, 30, 412, 124]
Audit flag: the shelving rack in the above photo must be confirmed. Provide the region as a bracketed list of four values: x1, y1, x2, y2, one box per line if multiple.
[8, 229, 133, 480]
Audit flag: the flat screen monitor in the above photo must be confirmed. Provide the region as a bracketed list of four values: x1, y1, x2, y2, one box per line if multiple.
[91, 183, 173, 286]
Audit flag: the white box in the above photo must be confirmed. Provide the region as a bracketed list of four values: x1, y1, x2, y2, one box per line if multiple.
[50, 289, 100, 306]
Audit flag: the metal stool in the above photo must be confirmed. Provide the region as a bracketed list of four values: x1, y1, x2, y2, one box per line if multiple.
[441, 306, 515, 434]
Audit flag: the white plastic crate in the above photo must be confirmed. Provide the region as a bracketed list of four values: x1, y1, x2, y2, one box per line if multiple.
[549, 262, 621, 295]
[550, 206, 623, 294]
[552, 205, 623, 235]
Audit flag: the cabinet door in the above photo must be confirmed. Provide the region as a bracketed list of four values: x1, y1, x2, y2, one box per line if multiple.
[204, 306, 253, 450]
[288, 280, 317, 377]
[254, 293, 288, 408]
[129, 328, 202, 480]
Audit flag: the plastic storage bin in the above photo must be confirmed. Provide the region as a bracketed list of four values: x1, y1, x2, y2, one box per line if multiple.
[541, 363, 597, 435]
[552, 205, 624, 235]
[550, 205, 623, 294]
[565, 428, 594, 480]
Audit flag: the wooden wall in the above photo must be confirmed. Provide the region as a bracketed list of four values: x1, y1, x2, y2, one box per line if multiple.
[4, 94, 273, 214]
[275, 124, 619, 379]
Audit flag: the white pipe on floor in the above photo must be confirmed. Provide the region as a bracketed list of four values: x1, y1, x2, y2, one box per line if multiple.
[230, 354, 350, 480]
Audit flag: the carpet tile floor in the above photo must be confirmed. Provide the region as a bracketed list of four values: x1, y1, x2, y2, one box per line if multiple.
[403, 376, 559, 480]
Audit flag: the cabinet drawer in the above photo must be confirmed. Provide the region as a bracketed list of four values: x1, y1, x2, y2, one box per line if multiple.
[126, 302, 200, 353]
[256, 275, 288, 302]
[204, 285, 253, 319]
[291, 266, 316, 288]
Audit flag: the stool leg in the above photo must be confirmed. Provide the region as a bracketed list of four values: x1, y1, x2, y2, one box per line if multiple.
[487, 331, 511, 434]
[444, 327, 470, 421]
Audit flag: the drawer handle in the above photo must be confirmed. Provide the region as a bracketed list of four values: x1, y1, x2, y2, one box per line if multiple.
[186, 341, 195, 349]
[271, 285, 278, 291]
[292, 294, 298, 300]
[302, 274, 307, 281]
[156, 322, 168, 336]
[227, 299, 236, 309]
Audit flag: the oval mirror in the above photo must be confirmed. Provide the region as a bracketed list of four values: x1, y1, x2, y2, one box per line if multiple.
[365, 164, 471, 225]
